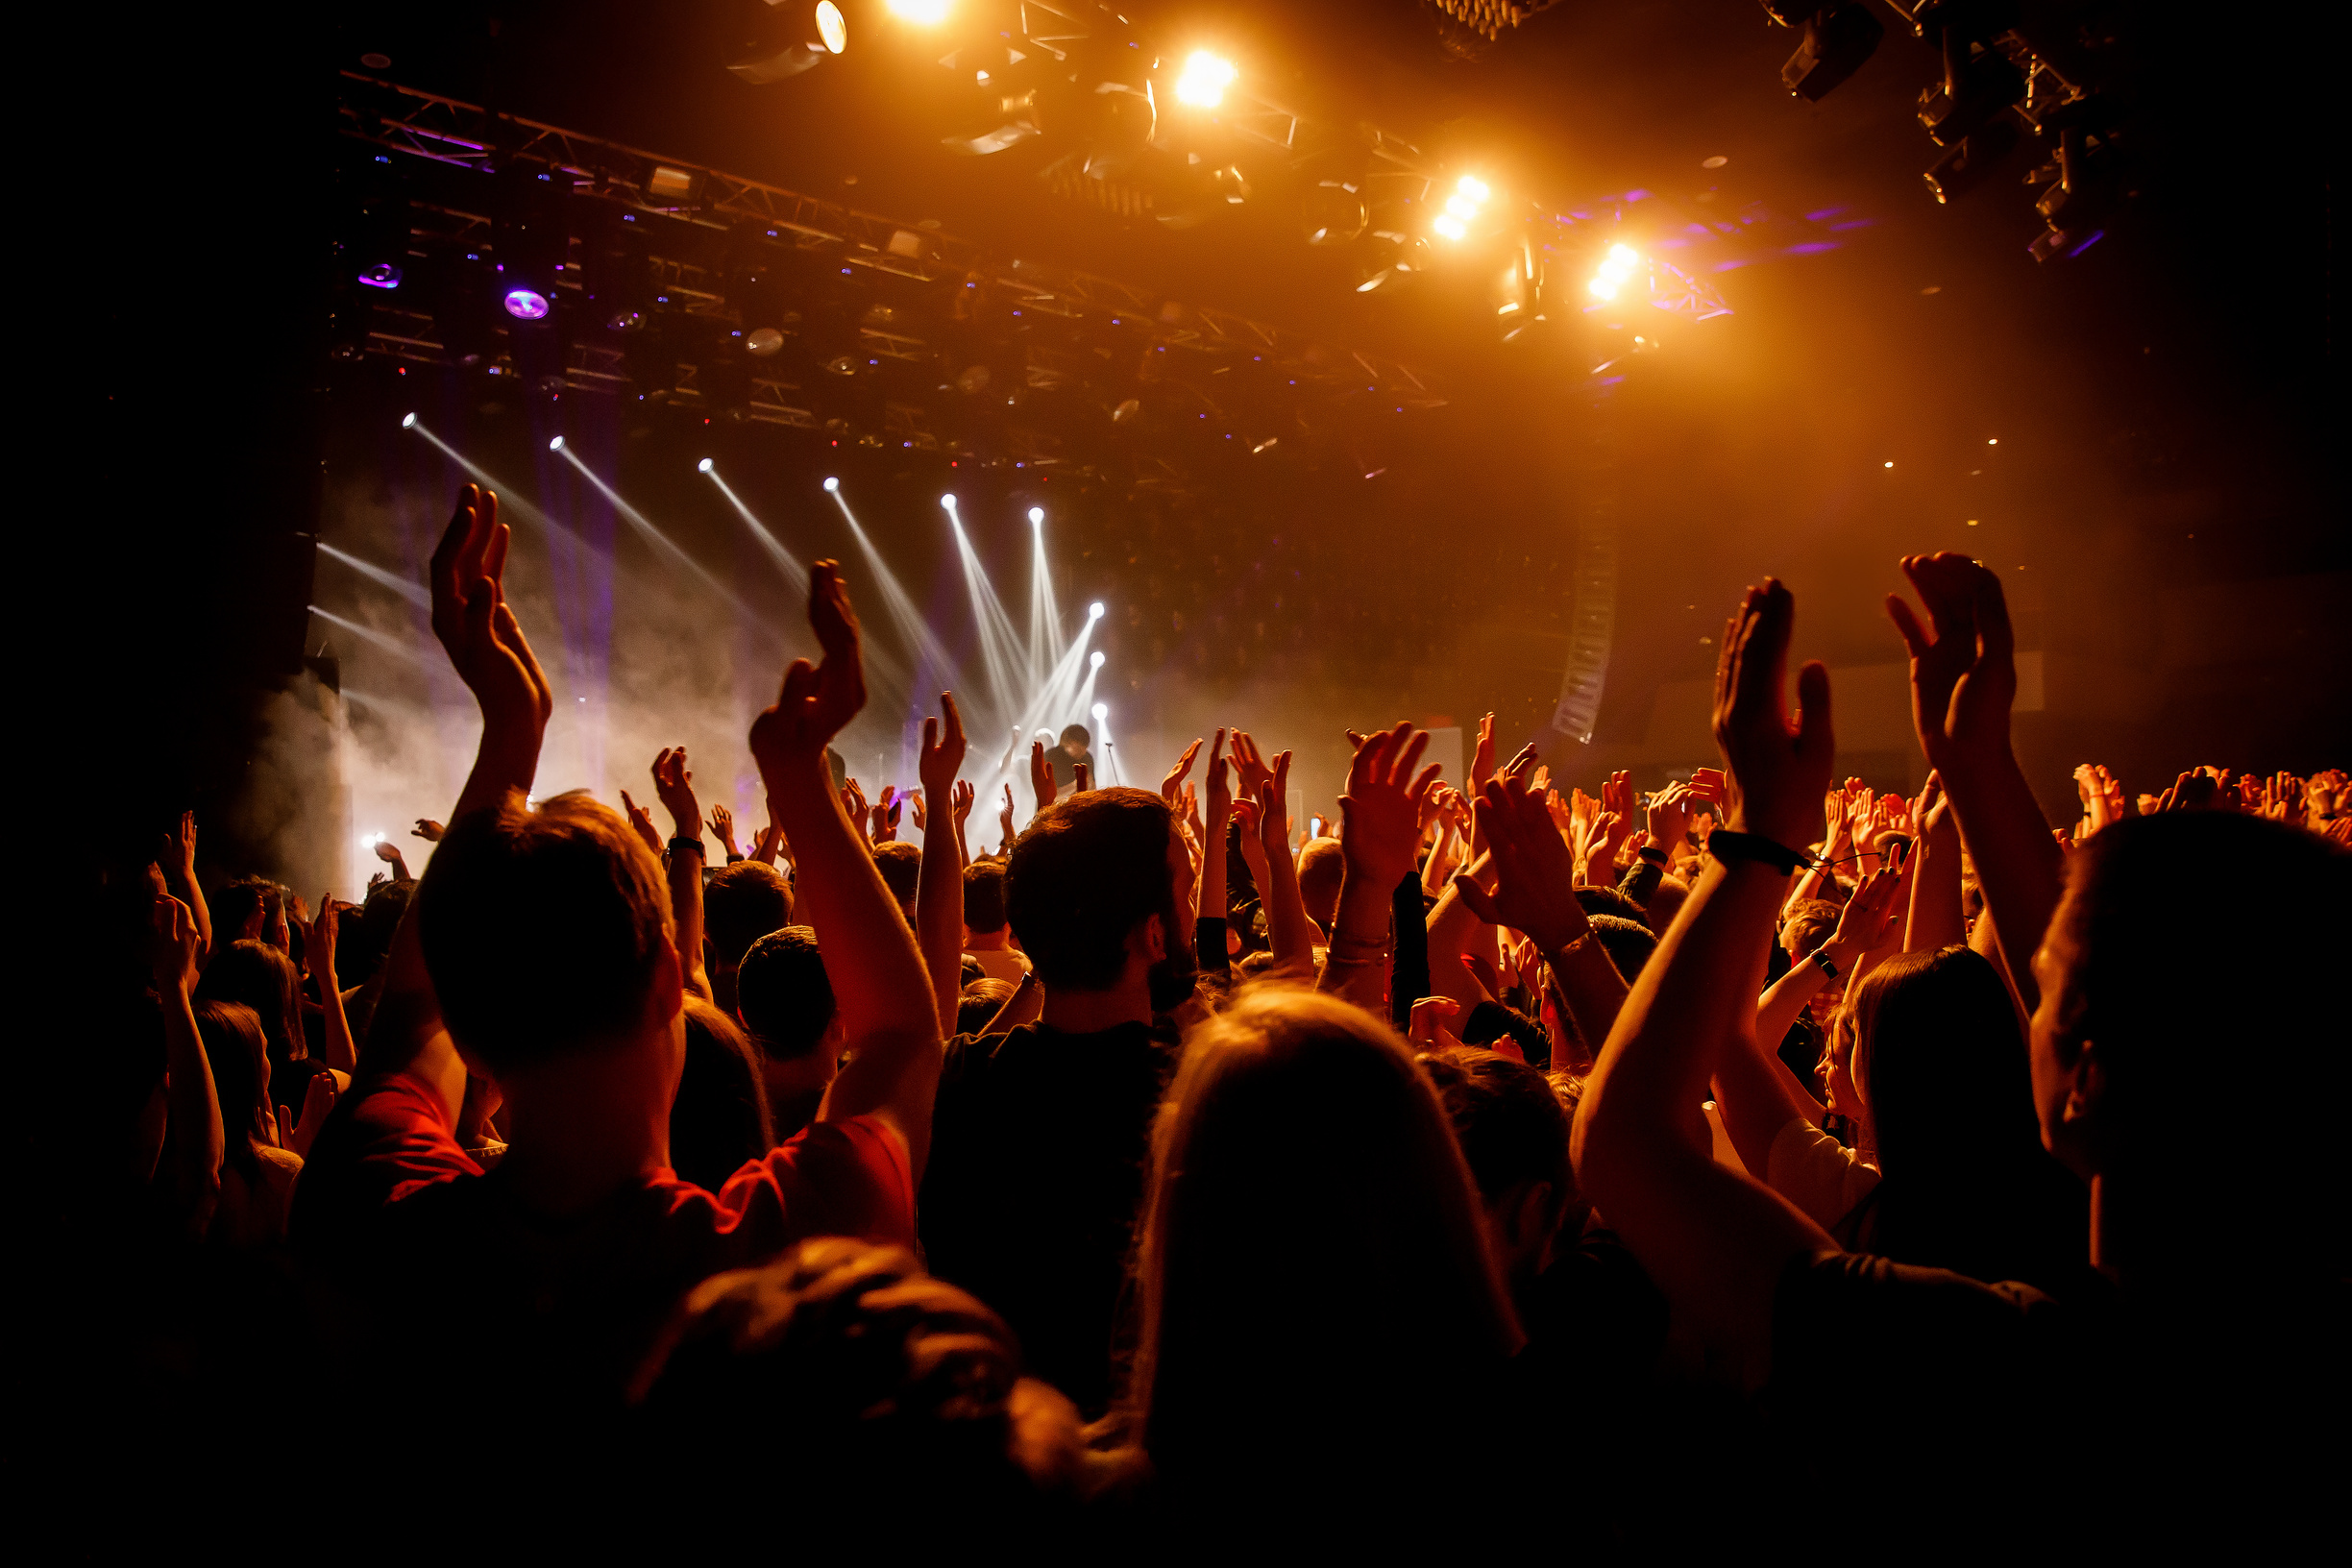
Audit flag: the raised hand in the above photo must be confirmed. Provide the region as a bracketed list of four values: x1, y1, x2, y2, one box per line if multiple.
[1826, 864, 1904, 962]
[1714, 579, 1835, 850]
[918, 693, 968, 807]
[1457, 769, 1594, 956]
[1073, 761, 1091, 794]
[870, 786, 900, 845]
[429, 484, 554, 807]
[371, 838, 410, 880]
[998, 783, 1017, 849]
[1408, 995, 1470, 1055]
[842, 778, 870, 842]
[618, 791, 663, 859]
[1645, 780, 1700, 850]
[952, 779, 975, 830]
[1469, 713, 1498, 794]
[1161, 737, 1203, 806]
[160, 811, 198, 882]
[652, 747, 701, 843]
[1337, 723, 1442, 892]
[709, 801, 742, 859]
[151, 894, 203, 996]
[752, 820, 784, 866]
[749, 559, 868, 774]
[1029, 742, 1058, 814]
[412, 819, 446, 844]
[1887, 552, 2018, 775]
[1230, 729, 1275, 800]
[278, 1071, 337, 1159]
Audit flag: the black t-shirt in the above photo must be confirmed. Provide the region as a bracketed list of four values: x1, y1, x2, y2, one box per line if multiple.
[919, 1018, 1178, 1416]
[1047, 747, 1093, 787]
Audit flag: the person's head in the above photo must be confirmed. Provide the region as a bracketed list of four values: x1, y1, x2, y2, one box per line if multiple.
[340, 876, 414, 990]
[961, 860, 1010, 938]
[194, 939, 305, 1075]
[871, 842, 920, 923]
[415, 792, 683, 1093]
[957, 978, 1016, 1036]
[193, 999, 274, 1170]
[214, 877, 282, 944]
[1584, 914, 1656, 985]
[1007, 787, 1194, 1009]
[1058, 723, 1090, 759]
[1133, 988, 1518, 1489]
[704, 862, 794, 973]
[1575, 886, 1644, 925]
[2032, 814, 2348, 1274]
[1418, 1047, 1579, 1287]
[736, 927, 838, 1063]
[1781, 899, 1842, 961]
[630, 1237, 1086, 1523]
[1295, 837, 1345, 935]
[669, 998, 774, 1193]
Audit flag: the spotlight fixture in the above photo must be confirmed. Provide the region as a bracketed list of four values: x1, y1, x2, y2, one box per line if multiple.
[745, 326, 785, 356]
[401, 412, 417, 429]
[1301, 182, 1367, 246]
[728, 0, 846, 84]
[1091, 702, 1108, 721]
[1916, 26, 2024, 149]
[1773, 2, 1884, 103]
[503, 287, 551, 320]
[1028, 507, 1044, 525]
[1433, 174, 1489, 242]
[1175, 51, 1237, 109]
[1922, 117, 2019, 204]
[1587, 242, 1640, 301]
[549, 436, 566, 452]
[698, 458, 715, 473]
[1088, 601, 1105, 620]
[885, 0, 949, 22]
[823, 477, 841, 492]
[940, 493, 958, 509]
[1090, 651, 1106, 669]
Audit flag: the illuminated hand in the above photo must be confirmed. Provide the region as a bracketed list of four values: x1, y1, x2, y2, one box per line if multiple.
[652, 747, 700, 842]
[1029, 742, 1057, 814]
[151, 894, 202, 995]
[1825, 863, 1904, 966]
[160, 811, 198, 882]
[1338, 723, 1442, 890]
[1887, 552, 2018, 776]
[618, 791, 662, 859]
[428, 483, 553, 761]
[412, 819, 445, 844]
[952, 779, 975, 828]
[301, 892, 344, 989]
[1230, 729, 1275, 799]
[998, 784, 1017, 848]
[709, 802, 742, 859]
[1409, 996, 1470, 1055]
[277, 1072, 336, 1160]
[749, 559, 868, 773]
[1712, 578, 1834, 851]
[1073, 762, 1091, 794]
[371, 838, 409, 875]
[1458, 769, 1593, 957]
[1468, 713, 1498, 795]
[1161, 737, 1203, 806]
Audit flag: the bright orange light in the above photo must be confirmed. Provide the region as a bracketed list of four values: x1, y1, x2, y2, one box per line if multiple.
[1433, 214, 1467, 241]
[1587, 242, 1640, 301]
[1176, 51, 1237, 108]
[885, 0, 949, 20]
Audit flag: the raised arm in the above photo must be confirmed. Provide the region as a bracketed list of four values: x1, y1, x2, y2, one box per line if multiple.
[1195, 732, 1233, 976]
[302, 892, 359, 1074]
[1572, 579, 1839, 1391]
[157, 812, 212, 965]
[1902, 772, 1967, 953]
[1887, 553, 2064, 1013]
[914, 693, 970, 1034]
[1322, 723, 1439, 1011]
[651, 747, 710, 1000]
[152, 894, 225, 1237]
[1248, 750, 1318, 976]
[1455, 770, 1630, 1051]
[749, 562, 943, 1181]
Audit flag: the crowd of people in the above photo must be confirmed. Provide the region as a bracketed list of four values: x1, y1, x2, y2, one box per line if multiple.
[50, 483, 2344, 1547]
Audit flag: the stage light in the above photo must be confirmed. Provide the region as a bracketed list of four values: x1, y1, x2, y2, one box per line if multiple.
[1587, 243, 1640, 301]
[1776, 2, 1883, 102]
[1028, 507, 1044, 525]
[1458, 175, 1491, 203]
[1433, 214, 1467, 241]
[1987, 438, 1997, 445]
[698, 458, 715, 474]
[1091, 702, 1108, 721]
[549, 436, 566, 452]
[745, 327, 784, 356]
[1090, 651, 1105, 669]
[941, 494, 958, 509]
[1175, 51, 1237, 109]
[1433, 173, 1488, 243]
[1089, 601, 1105, 620]
[401, 412, 417, 429]
[886, 0, 949, 21]
[823, 477, 841, 492]
[816, 1, 846, 51]
[504, 287, 551, 320]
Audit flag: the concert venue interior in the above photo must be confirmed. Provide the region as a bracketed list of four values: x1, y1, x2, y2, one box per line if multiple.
[47, 0, 2342, 1546]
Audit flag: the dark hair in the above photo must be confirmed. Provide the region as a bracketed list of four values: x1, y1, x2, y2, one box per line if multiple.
[341, 877, 413, 990]
[705, 861, 795, 969]
[872, 842, 920, 918]
[962, 861, 1009, 934]
[1780, 899, 1842, 960]
[1574, 886, 1644, 924]
[670, 998, 774, 1192]
[2053, 813, 2348, 1269]
[1460, 1000, 1550, 1067]
[956, 978, 1016, 1037]
[1849, 945, 2083, 1290]
[737, 926, 836, 1062]
[213, 877, 282, 939]
[1059, 723, 1090, 748]
[1418, 1046, 1575, 1217]
[1585, 914, 1656, 984]
[1134, 991, 1518, 1505]
[416, 793, 673, 1072]
[195, 939, 306, 1080]
[193, 999, 275, 1177]
[1006, 787, 1175, 990]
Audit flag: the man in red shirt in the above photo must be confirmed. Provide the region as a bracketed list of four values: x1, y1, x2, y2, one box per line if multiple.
[299, 485, 942, 1407]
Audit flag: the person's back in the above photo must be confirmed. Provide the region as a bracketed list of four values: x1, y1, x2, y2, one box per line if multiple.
[920, 786, 1193, 1415]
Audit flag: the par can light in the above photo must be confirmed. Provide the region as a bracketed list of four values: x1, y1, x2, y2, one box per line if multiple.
[698, 458, 715, 474]
[503, 287, 551, 320]
[401, 412, 417, 429]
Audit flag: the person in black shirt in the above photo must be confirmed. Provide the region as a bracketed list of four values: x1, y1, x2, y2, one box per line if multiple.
[1046, 723, 1094, 790]
[920, 784, 1197, 1415]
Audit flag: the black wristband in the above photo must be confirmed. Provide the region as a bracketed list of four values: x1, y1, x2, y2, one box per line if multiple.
[1637, 844, 1671, 868]
[1706, 828, 1807, 876]
[1811, 947, 1840, 981]
[669, 836, 707, 858]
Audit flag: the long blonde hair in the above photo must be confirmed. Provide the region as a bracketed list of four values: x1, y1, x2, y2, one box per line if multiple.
[1129, 987, 1520, 1486]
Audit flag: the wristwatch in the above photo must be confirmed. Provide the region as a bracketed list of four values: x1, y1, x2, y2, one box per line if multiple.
[1811, 947, 1840, 981]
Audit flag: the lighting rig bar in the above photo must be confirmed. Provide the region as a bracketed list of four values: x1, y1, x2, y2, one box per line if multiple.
[336, 71, 1444, 417]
